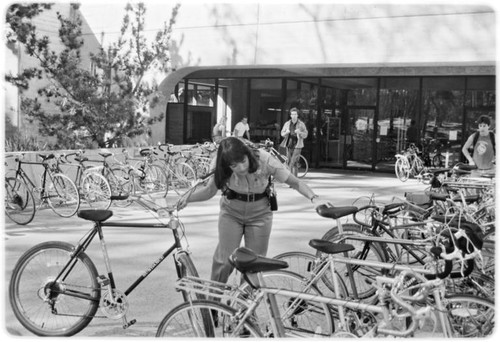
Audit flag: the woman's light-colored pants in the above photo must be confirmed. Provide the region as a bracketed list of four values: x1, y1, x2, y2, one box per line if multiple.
[211, 196, 272, 284]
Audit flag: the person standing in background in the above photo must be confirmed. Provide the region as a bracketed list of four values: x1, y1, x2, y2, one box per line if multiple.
[233, 117, 251, 140]
[280, 107, 308, 177]
[462, 115, 496, 175]
[212, 116, 227, 143]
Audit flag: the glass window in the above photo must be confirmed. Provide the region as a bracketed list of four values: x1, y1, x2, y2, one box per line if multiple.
[378, 78, 420, 166]
[422, 77, 465, 165]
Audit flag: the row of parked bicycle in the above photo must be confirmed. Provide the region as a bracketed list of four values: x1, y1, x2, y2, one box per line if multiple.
[4, 142, 218, 225]
[7, 155, 495, 337]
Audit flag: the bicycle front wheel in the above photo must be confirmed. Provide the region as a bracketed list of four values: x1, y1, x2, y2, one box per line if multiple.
[81, 172, 112, 209]
[137, 164, 168, 197]
[395, 158, 409, 182]
[46, 173, 80, 217]
[9, 241, 100, 336]
[170, 162, 196, 194]
[445, 294, 494, 337]
[156, 300, 263, 337]
[297, 155, 309, 178]
[5, 176, 36, 225]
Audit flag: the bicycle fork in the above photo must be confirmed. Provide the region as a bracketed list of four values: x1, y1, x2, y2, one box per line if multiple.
[95, 223, 137, 329]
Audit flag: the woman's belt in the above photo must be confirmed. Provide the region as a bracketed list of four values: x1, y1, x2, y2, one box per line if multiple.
[224, 188, 268, 202]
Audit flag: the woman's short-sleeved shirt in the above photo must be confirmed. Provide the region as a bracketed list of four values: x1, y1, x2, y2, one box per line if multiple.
[212, 149, 291, 194]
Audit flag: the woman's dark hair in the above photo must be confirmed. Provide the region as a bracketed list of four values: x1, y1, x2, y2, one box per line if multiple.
[214, 137, 259, 189]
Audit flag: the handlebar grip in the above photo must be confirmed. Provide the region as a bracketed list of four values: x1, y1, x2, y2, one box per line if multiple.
[424, 259, 453, 280]
[449, 259, 475, 279]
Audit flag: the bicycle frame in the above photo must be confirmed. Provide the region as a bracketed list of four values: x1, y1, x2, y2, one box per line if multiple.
[14, 157, 60, 206]
[254, 260, 450, 337]
[50, 195, 190, 307]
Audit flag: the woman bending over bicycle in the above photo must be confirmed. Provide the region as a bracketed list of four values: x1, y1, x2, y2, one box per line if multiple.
[177, 137, 325, 285]
[280, 107, 308, 177]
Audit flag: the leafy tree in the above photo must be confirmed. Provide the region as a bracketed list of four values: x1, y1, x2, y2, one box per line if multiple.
[5, 2, 180, 148]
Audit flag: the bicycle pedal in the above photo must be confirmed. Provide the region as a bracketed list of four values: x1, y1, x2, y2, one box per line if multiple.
[122, 318, 137, 329]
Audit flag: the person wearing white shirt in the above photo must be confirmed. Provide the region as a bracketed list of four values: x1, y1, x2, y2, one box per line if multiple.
[233, 117, 251, 140]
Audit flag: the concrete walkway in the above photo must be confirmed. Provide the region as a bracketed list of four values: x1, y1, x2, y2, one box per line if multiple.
[4, 169, 428, 337]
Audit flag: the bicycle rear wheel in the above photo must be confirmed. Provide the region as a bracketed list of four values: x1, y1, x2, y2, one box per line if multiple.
[5, 176, 36, 225]
[46, 173, 80, 217]
[297, 155, 308, 178]
[80, 172, 112, 209]
[445, 294, 494, 337]
[9, 241, 100, 336]
[156, 299, 262, 337]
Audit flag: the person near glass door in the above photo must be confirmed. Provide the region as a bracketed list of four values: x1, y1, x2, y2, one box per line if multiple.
[462, 115, 495, 176]
[280, 107, 308, 176]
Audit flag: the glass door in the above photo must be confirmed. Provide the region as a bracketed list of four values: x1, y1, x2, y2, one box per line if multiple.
[346, 108, 375, 169]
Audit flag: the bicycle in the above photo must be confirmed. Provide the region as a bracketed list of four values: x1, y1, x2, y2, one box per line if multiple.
[5, 154, 36, 225]
[276, 202, 494, 301]
[395, 143, 425, 182]
[259, 139, 309, 178]
[9, 174, 213, 336]
[156, 231, 493, 338]
[5, 153, 80, 224]
[153, 143, 196, 194]
[60, 152, 112, 210]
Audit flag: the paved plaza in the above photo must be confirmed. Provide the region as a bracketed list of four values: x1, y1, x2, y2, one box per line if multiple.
[4, 169, 426, 337]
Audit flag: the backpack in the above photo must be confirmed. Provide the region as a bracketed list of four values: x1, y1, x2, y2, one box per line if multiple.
[472, 131, 495, 155]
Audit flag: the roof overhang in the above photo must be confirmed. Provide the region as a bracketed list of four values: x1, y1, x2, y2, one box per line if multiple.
[158, 61, 495, 95]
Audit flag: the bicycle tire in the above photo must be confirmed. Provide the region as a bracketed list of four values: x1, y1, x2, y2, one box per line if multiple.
[9, 241, 100, 336]
[445, 294, 494, 337]
[5, 176, 36, 225]
[156, 299, 263, 337]
[107, 167, 134, 207]
[395, 158, 409, 182]
[80, 172, 112, 210]
[297, 155, 309, 178]
[172, 162, 196, 193]
[237, 269, 335, 337]
[175, 252, 203, 301]
[46, 173, 80, 217]
[318, 224, 388, 300]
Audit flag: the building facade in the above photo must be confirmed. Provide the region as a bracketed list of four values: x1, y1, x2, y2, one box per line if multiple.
[149, 3, 495, 171]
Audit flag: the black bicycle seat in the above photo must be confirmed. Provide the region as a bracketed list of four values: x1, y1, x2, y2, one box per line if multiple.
[316, 205, 358, 219]
[229, 247, 288, 273]
[308, 239, 355, 255]
[77, 210, 113, 222]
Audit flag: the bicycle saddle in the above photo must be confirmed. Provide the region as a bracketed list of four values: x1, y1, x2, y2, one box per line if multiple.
[229, 247, 288, 273]
[308, 239, 355, 255]
[99, 152, 113, 158]
[316, 205, 358, 219]
[77, 210, 113, 222]
[38, 153, 55, 161]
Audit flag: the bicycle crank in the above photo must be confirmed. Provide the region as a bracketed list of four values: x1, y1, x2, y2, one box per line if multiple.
[100, 289, 129, 319]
